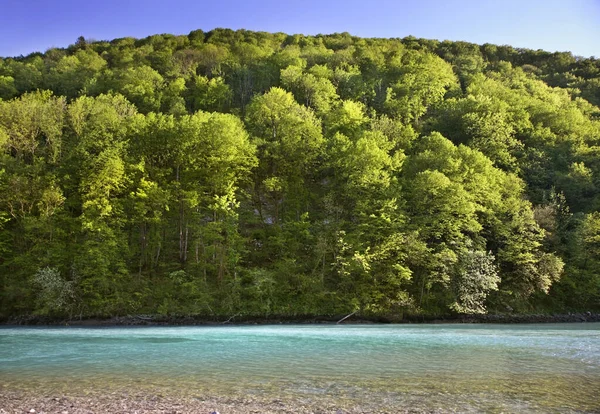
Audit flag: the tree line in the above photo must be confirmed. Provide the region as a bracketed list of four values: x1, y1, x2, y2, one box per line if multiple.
[1, 29, 599, 319]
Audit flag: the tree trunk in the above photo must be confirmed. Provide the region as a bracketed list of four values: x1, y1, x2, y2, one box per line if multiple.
[183, 224, 189, 263]
[138, 222, 146, 277]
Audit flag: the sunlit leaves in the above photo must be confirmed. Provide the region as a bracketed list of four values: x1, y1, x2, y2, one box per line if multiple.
[0, 90, 65, 163]
[1, 28, 598, 317]
[451, 250, 500, 314]
[384, 51, 458, 123]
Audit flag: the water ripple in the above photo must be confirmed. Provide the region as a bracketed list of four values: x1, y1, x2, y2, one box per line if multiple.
[1, 323, 599, 412]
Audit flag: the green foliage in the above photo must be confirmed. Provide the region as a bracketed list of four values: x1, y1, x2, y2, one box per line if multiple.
[451, 250, 500, 314]
[2, 29, 599, 319]
[0, 75, 18, 99]
[0, 90, 65, 163]
[186, 75, 232, 112]
[384, 51, 458, 123]
[31, 267, 78, 314]
[112, 66, 165, 113]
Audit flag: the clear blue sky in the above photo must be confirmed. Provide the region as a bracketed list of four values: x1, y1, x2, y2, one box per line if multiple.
[1, 0, 599, 58]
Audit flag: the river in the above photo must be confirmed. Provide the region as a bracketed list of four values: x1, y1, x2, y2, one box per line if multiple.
[1, 323, 599, 412]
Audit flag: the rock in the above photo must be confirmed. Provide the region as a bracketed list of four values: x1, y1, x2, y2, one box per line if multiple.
[29, 410, 36, 413]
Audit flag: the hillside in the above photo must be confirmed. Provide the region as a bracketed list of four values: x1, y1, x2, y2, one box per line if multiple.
[1, 29, 599, 319]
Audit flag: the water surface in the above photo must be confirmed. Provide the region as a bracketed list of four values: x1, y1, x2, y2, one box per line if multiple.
[1, 323, 599, 412]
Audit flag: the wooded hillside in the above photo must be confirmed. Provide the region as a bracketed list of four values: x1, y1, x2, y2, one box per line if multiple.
[1, 29, 599, 319]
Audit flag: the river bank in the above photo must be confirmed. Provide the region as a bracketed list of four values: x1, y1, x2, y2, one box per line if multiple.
[0, 389, 406, 414]
[2, 312, 599, 326]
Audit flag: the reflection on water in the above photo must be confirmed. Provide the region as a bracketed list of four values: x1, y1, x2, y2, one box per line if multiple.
[1, 324, 599, 412]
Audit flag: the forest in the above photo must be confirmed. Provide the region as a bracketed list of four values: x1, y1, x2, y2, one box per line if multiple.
[1, 29, 599, 320]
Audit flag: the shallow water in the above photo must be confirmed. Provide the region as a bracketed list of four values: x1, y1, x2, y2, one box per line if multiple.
[1, 323, 599, 412]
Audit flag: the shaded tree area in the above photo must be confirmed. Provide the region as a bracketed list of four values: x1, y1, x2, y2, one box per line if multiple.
[1, 29, 599, 319]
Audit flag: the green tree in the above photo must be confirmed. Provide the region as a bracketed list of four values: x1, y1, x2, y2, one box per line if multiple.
[385, 51, 458, 123]
[451, 250, 500, 314]
[245, 87, 324, 225]
[112, 66, 165, 113]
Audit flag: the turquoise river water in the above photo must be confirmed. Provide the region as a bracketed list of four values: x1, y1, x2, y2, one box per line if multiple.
[1, 323, 599, 412]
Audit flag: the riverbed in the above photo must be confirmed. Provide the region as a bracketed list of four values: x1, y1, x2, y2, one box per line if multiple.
[1, 324, 599, 412]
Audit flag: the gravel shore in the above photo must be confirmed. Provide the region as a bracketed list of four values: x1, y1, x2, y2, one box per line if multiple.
[0, 391, 344, 414]
[0, 390, 433, 414]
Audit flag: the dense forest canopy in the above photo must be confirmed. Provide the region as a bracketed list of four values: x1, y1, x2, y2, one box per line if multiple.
[1, 29, 599, 319]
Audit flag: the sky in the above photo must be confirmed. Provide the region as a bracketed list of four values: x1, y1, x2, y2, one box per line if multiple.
[1, 0, 599, 58]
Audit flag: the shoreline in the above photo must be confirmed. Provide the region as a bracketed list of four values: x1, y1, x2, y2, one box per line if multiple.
[2, 312, 599, 326]
[0, 389, 376, 414]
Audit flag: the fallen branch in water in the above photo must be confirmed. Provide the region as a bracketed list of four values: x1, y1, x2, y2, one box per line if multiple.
[222, 313, 240, 324]
[337, 311, 357, 324]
